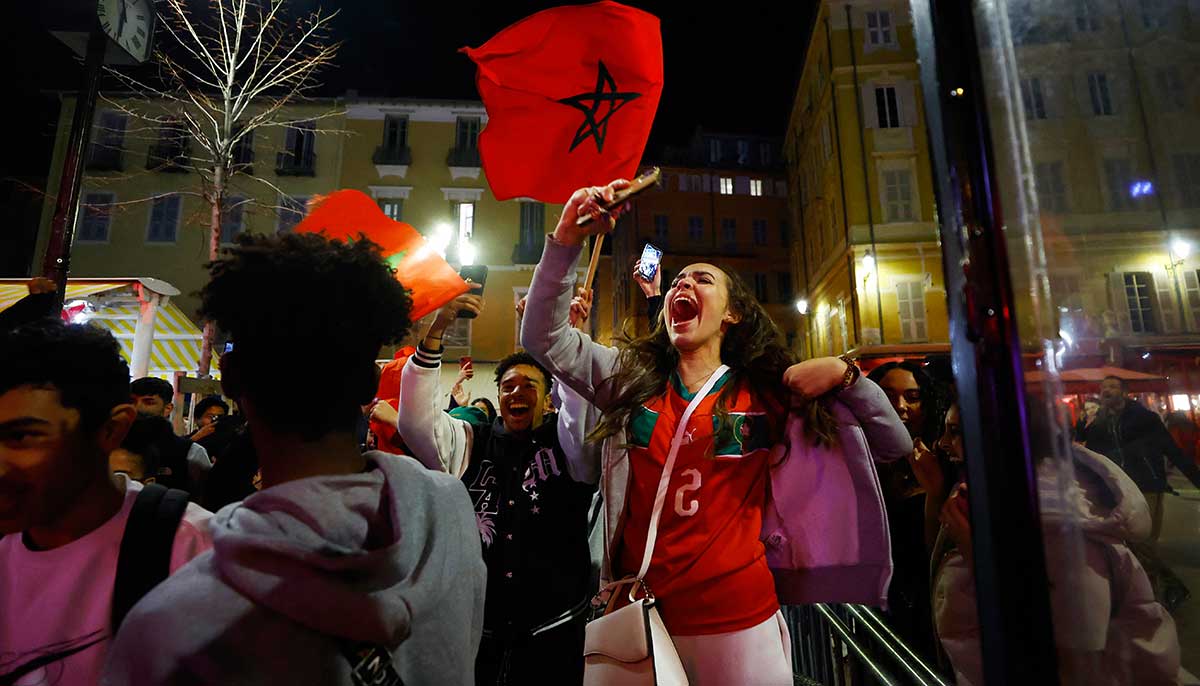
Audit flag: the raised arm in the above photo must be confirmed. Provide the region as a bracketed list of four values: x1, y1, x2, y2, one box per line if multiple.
[396, 294, 482, 478]
[520, 182, 631, 409]
[784, 356, 911, 463]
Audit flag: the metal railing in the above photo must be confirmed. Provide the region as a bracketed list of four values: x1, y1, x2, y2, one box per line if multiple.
[446, 145, 481, 168]
[786, 604, 950, 686]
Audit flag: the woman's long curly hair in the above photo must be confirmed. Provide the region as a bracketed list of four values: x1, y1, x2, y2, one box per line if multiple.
[588, 266, 838, 447]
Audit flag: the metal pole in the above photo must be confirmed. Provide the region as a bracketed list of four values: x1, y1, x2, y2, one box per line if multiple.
[43, 25, 107, 310]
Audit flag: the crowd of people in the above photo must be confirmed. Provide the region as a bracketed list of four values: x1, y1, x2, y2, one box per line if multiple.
[0, 179, 1197, 685]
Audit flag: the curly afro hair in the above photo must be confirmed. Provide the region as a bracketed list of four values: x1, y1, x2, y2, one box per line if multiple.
[0, 319, 130, 433]
[200, 232, 413, 440]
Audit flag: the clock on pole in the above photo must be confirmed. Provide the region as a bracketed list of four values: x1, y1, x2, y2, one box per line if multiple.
[96, 0, 157, 64]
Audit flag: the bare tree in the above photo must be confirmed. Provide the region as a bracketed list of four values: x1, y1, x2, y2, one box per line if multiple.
[104, 0, 340, 376]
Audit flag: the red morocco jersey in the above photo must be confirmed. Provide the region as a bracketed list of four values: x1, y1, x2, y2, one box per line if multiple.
[617, 370, 780, 636]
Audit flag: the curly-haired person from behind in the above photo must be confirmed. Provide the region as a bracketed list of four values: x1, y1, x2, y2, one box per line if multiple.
[103, 233, 486, 686]
[0, 321, 212, 686]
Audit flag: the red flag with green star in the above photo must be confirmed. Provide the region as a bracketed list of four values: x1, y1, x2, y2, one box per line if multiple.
[293, 190, 469, 321]
[461, 1, 663, 203]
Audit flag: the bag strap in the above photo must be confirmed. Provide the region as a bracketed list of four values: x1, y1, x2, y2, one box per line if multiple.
[638, 365, 729, 580]
[112, 483, 190, 631]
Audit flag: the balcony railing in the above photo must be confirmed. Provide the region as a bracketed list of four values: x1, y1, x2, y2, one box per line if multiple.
[275, 150, 317, 176]
[447, 146, 482, 168]
[86, 147, 124, 172]
[373, 144, 412, 165]
[146, 143, 191, 173]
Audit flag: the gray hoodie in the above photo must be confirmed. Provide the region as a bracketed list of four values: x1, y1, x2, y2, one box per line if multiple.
[103, 452, 486, 686]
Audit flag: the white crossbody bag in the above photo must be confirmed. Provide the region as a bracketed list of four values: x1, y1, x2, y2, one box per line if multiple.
[582, 365, 729, 686]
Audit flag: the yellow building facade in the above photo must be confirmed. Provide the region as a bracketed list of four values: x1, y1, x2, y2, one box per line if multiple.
[786, 0, 946, 358]
[36, 96, 568, 366]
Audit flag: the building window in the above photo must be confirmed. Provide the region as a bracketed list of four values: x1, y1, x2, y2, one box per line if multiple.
[722, 218, 737, 246]
[1088, 72, 1114, 116]
[1074, 0, 1099, 31]
[689, 174, 702, 192]
[688, 216, 704, 243]
[277, 195, 308, 233]
[455, 117, 481, 149]
[1174, 153, 1200, 207]
[719, 177, 734, 195]
[1035, 161, 1068, 212]
[456, 202, 475, 241]
[866, 10, 894, 47]
[520, 201, 546, 249]
[381, 200, 403, 221]
[384, 115, 409, 151]
[231, 126, 254, 169]
[896, 281, 928, 342]
[750, 179, 763, 197]
[1156, 67, 1184, 112]
[883, 169, 915, 222]
[1140, 0, 1169, 29]
[88, 111, 127, 169]
[1124, 272, 1156, 333]
[875, 86, 901, 128]
[1020, 78, 1048, 120]
[780, 221, 791, 246]
[278, 120, 316, 174]
[1185, 270, 1200, 328]
[709, 139, 722, 163]
[753, 218, 768, 246]
[146, 194, 182, 243]
[753, 273, 769, 302]
[759, 143, 772, 167]
[77, 192, 115, 242]
[1103, 158, 1136, 210]
[653, 214, 669, 245]
[777, 272, 794, 301]
[220, 196, 245, 244]
[737, 140, 750, 165]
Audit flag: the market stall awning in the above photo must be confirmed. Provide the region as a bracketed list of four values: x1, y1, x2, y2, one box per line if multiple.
[89, 301, 207, 380]
[1025, 366, 1169, 394]
[0, 280, 127, 311]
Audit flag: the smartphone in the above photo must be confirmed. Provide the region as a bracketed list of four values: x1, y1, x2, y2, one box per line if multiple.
[575, 167, 663, 227]
[638, 243, 663, 280]
[458, 265, 488, 319]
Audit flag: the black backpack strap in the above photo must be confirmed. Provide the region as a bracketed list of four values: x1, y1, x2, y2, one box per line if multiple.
[111, 484, 190, 631]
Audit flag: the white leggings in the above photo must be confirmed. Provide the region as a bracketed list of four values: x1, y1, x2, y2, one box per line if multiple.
[671, 610, 793, 686]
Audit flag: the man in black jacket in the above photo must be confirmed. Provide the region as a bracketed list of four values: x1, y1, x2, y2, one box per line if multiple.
[393, 293, 598, 686]
[1083, 375, 1200, 609]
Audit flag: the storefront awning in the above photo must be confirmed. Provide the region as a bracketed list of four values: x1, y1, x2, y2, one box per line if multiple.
[1025, 366, 1168, 394]
[0, 280, 127, 311]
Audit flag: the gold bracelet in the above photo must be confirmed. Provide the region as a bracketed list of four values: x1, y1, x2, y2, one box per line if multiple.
[838, 354, 860, 390]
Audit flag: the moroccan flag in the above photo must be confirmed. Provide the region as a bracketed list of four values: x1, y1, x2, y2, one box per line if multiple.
[461, 1, 663, 203]
[293, 190, 469, 321]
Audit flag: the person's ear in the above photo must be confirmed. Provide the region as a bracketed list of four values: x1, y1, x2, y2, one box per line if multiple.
[99, 404, 137, 455]
[164, 402, 174, 416]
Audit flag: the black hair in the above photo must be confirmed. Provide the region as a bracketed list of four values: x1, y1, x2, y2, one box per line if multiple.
[199, 232, 413, 440]
[868, 360, 949, 447]
[130, 377, 174, 404]
[0, 320, 130, 433]
[469, 397, 497, 422]
[118, 415, 175, 478]
[494, 352, 553, 396]
[193, 395, 230, 422]
[1102, 375, 1128, 390]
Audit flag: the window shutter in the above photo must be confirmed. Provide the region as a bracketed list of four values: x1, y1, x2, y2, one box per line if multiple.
[1106, 272, 1133, 334]
[899, 82, 919, 128]
[702, 175, 713, 193]
[1153, 272, 1181, 333]
[863, 85, 880, 128]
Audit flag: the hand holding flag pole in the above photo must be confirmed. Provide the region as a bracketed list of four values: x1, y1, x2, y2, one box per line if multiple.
[577, 167, 661, 293]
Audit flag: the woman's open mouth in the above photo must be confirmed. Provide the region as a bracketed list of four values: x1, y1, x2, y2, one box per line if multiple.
[669, 294, 699, 330]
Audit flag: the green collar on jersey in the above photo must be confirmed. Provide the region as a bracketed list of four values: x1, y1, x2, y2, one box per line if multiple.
[669, 367, 733, 401]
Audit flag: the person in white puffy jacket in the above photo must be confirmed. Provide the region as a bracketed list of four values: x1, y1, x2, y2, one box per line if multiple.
[931, 401, 1196, 686]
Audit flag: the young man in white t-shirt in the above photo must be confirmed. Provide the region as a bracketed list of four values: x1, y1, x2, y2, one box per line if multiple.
[0, 320, 212, 685]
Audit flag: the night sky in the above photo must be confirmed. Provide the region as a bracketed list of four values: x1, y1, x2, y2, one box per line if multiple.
[0, 0, 812, 273]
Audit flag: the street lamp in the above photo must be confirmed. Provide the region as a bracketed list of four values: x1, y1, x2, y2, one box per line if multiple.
[1166, 238, 1193, 332]
[459, 238, 477, 266]
[796, 298, 809, 315]
[861, 251, 876, 279]
[429, 223, 453, 257]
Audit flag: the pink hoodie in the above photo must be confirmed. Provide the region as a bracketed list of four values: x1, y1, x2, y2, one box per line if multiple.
[934, 446, 1195, 686]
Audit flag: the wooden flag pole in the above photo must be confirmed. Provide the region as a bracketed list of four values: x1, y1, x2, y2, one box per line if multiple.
[584, 234, 605, 292]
